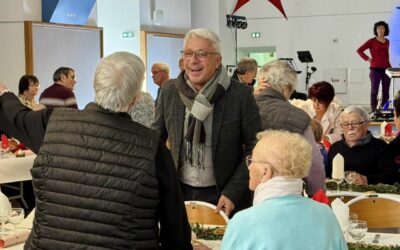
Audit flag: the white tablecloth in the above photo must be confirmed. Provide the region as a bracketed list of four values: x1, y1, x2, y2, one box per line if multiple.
[349, 232, 400, 246]
[0, 153, 35, 184]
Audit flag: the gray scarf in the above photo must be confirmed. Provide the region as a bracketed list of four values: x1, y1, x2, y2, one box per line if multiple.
[176, 65, 231, 169]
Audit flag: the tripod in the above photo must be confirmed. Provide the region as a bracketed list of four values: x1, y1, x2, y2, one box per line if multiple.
[305, 63, 317, 90]
[297, 51, 315, 90]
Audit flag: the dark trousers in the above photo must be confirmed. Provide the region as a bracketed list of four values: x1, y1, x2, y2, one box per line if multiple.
[370, 68, 391, 111]
[180, 182, 219, 205]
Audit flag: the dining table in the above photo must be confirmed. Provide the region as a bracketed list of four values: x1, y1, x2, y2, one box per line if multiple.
[0, 151, 35, 184]
[2, 210, 400, 249]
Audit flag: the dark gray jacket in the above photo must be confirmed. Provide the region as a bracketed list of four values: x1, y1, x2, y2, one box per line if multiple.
[152, 74, 262, 210]
[256, 88, 326, 196]
[0, 92, 192, 250]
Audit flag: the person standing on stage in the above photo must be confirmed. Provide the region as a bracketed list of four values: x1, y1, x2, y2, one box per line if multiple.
[357, 21, 391, 112]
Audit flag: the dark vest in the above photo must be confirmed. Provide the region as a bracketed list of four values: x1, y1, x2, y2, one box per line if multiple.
[26, 104, 161, 250]
[256, 88, 310, 134]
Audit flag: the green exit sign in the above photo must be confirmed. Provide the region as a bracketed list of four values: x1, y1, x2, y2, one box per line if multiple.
[122, 31, 134, 38]
[251, 32, 261, 38]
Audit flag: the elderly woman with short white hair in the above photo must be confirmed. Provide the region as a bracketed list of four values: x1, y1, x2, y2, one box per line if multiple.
[221, 130, 347, 250]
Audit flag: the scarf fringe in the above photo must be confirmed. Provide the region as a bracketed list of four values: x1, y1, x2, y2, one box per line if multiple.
[184, 140, 205, 170]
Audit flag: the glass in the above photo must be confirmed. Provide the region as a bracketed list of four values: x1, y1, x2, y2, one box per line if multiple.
[0, 208, 10, 237]
[332, 177, 344, 192]
[349, 213, 358, 221]
[181, 50, 219, 61]
[348, 220, 368, 250]
[344, 171, 357, 191]
[8, 208, 24, 233]
[340, 121, 366, 129]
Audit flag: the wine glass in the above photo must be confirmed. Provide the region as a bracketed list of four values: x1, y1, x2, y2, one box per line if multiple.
[345, 213, 358, 240]
[0, 208, 10, 237]
[332, 177, 344, 192]
[348, 220, 368, 250]
[344, 171, 357, 191]
[8, 208, 24, 234]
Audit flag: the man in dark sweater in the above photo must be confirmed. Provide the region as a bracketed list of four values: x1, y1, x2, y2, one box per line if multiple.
[231, 57, 258, 89]
[327, 105, 387, 185]
[39, 67, 78, 109]
[0, 52, 192, 250]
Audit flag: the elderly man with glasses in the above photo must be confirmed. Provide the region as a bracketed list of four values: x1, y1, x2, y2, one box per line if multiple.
[327, 105, 386, 185]
[152, 28, 262, 217]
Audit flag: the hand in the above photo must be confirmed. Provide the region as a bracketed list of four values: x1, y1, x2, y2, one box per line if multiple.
[353, 173, 368, 185]
[0, 83, 8, 95]
[253, 81, 269, 96]
[367, 58, 372, 63]
[215, 195, 235, 217]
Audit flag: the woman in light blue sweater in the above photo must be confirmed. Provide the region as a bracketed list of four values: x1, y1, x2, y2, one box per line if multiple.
[221, 130, 347, 250]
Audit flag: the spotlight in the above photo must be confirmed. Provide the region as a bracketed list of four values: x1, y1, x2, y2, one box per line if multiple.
[226, 15, 247, 29]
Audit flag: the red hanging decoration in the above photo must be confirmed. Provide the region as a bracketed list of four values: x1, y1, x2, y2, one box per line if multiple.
[231, 0, 288, 20]
[268, 0, 287, 19]
[232, 0, 250, 14]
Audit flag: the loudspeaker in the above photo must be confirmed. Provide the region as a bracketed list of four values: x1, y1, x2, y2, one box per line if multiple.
[152, 9, 164, 26]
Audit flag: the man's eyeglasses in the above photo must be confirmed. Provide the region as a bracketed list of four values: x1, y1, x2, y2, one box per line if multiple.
[181, 50, 219, 61]
[340, 121, 366, 128]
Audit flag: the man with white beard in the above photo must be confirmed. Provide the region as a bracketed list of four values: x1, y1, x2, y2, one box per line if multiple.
[327, 105, 386, 185]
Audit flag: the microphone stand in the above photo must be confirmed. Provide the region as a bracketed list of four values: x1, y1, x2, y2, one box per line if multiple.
[305, 62, 311, 90]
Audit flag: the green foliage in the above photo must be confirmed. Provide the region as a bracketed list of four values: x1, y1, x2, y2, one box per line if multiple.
[191, 223, 225, 240]
[348, 242, 400, 250]
[326, 182, 400, 194]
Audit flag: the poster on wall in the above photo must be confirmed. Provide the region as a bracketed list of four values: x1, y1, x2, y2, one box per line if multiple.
[324, 68, 347, 94]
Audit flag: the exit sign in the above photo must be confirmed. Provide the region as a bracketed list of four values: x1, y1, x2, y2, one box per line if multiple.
[122, 31, 134, 39]
[251, 32, 261, 38]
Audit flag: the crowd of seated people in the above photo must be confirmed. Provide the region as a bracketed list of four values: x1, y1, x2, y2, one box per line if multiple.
[1, 27, 400, 249]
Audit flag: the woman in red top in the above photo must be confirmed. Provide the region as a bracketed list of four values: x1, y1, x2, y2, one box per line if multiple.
[357, 21, 391, 112]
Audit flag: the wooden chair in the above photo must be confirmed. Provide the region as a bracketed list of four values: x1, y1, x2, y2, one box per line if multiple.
[327, 191, 358, 204]
[185, 201, 229, 226]
[346, 194, 400, 230]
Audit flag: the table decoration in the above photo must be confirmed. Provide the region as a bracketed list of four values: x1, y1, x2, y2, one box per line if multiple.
[332, 153, 345, 191]
[326, 182, 400, 194]
[347, 242, 400, 250]
[191, 223, 225, 241]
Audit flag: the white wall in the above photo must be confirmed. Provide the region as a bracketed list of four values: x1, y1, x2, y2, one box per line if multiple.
[191, 0, 236, 66]
[95, 0, 141, 57]
[140, 0, 191, 33]
[0, 0, 41, 94]
[230, 0, 400, 106]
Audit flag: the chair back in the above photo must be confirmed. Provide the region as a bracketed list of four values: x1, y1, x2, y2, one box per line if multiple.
[346, 194, 400, 229]
[185, 201, 229, 226]
[327, 191, 358, 204]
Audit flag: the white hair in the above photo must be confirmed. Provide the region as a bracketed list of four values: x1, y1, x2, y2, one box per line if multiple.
[340, 105, 369, 122]
[256, 130, 312, 178]
[183, 28, 221, 53]
[94, 52, 144, 112]
[257, 60, 297, 94]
